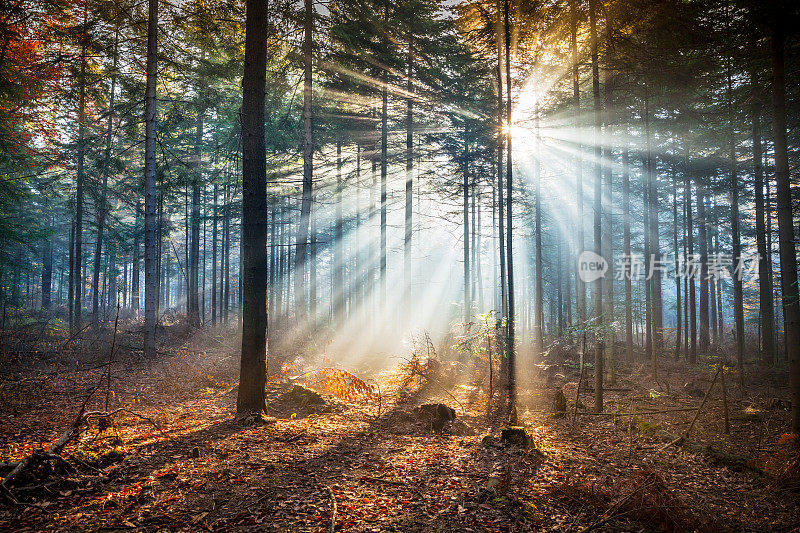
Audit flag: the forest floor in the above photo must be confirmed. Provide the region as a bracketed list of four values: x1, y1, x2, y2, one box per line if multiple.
[0, 319, 798, 532]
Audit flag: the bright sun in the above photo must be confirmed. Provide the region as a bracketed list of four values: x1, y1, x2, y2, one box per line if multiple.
[501, 122, 530, 140]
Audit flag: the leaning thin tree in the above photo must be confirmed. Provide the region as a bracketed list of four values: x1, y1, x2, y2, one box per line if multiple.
[237, 0, 269, 415]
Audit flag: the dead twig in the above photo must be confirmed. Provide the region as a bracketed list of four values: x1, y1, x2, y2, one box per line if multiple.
[84, 408, 169, 438]
[659, 365, 721, 452]
[572, 348, 586, 432]
[105, 305, 120, 411]
[276, 430, 307, 443]
[360, 476, 405, 486]
[324, 485, 336, 533]
[578, 480, 658, 533]
[2, 384, 98, 495]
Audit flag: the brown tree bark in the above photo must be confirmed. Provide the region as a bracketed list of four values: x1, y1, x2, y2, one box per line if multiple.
[589, 0, 603, 412]
[187, 106, 202, 327]
[294, 0, 313, 322]
[769, 0, 800, 432]
[698, 184, 710, 355]
[93, 25, 119, 327]
[751, 70, 776, 365]
[503, 0, 517, 418]
[143, 0, 159, 357]
[73, 27, 87, 332]
[623, 149, 633, 360]
[237, 0, 269, 415]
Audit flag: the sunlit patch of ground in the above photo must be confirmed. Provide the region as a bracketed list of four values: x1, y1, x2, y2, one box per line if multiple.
[0, 326, 798, 531]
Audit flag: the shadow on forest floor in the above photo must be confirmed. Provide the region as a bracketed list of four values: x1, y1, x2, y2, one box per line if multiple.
[0, 326, 798, 532]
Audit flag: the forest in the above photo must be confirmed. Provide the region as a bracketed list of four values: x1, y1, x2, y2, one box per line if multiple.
[0, 0, 799, 530]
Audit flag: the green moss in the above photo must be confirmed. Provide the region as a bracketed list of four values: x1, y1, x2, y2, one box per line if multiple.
[73, 449, 100, 464]
[73, 446, 125, 466]
[102, 447, 125, 463]
[630, 416, 661, 435]
[732, 412, 762, 423]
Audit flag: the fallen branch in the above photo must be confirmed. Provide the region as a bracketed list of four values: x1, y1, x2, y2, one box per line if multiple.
[655, 430, 760, 473]
[276, 430, 307, 443]
[574, 407, 700, 417]
[324, 485, 336, 533]
[659, 365, 721, 452]
[2, 385, 96, 493]
[1, 390, 166, 503]
[571, 359, 585, 432]
[578, 479, 658, 533]
[360, 476, 405, 486]
[0, 461, 20, 472]
[576, 387, 633, 393]
[84, 408, 168, 438]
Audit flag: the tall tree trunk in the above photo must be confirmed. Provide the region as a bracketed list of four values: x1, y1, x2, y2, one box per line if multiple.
[686, 169, 697, 363]
[354, 144, 362, 318]
[41, 220, 52, 310]
[73, 30, 87, 332]
[405, 37, 413, 306]
[201, 186, 206, 321]
[766, 157, 778, 361]
[644, 92, 662, 372]
[237, 0, 269, 416]
[602, 21, 614, 383]
[589, 0, 603, 412]
[188, 105, 202, 326]
[672, 160, 682, 358]
[334, 139, 344, 325]
[68, 210, 75, 330]
[751, 70, 776, 365]
[93, 26, 119, 326]
[309, 189, 317, 321]
[464, 130, 471, 326]
[534, 105, 543, 355]
[557, 240, 564, 336]
[716, 234, 724, 336]
[224, 182, 231, 321]
[644, 159, 652, 363]
[122, 255, 128, 310]
[623, 148, 633, 360]
[727, 68, 744, 380]
[143, 0, 159, 357]
[709, 197, 718, 343]
[570, 0, 585, 353]
[379, 2, 389, 311]
[11, 246, 22, 305]
[132, 201, 140, 312]
[496, 11, 507, 329]
[295, 0, 313, 322]
[107, 238, 117, 310]
[698, 184, 710, 354]
[683, 172, 689, 357]
[770, 0, 800, 432]
[274, 195, 282, 321]
[267, 193, 275, 324]
[503, 0, 516, 418]
[603, 146, 614, 381]
[212, 184, 218, 325]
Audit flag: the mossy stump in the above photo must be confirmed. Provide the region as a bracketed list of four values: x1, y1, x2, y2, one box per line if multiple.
[501, 426, 532, 448]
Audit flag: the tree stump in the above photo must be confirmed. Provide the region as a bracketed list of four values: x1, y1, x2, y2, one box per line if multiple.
[501, 426, 531, 447]
[552, 390, 567, 418]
